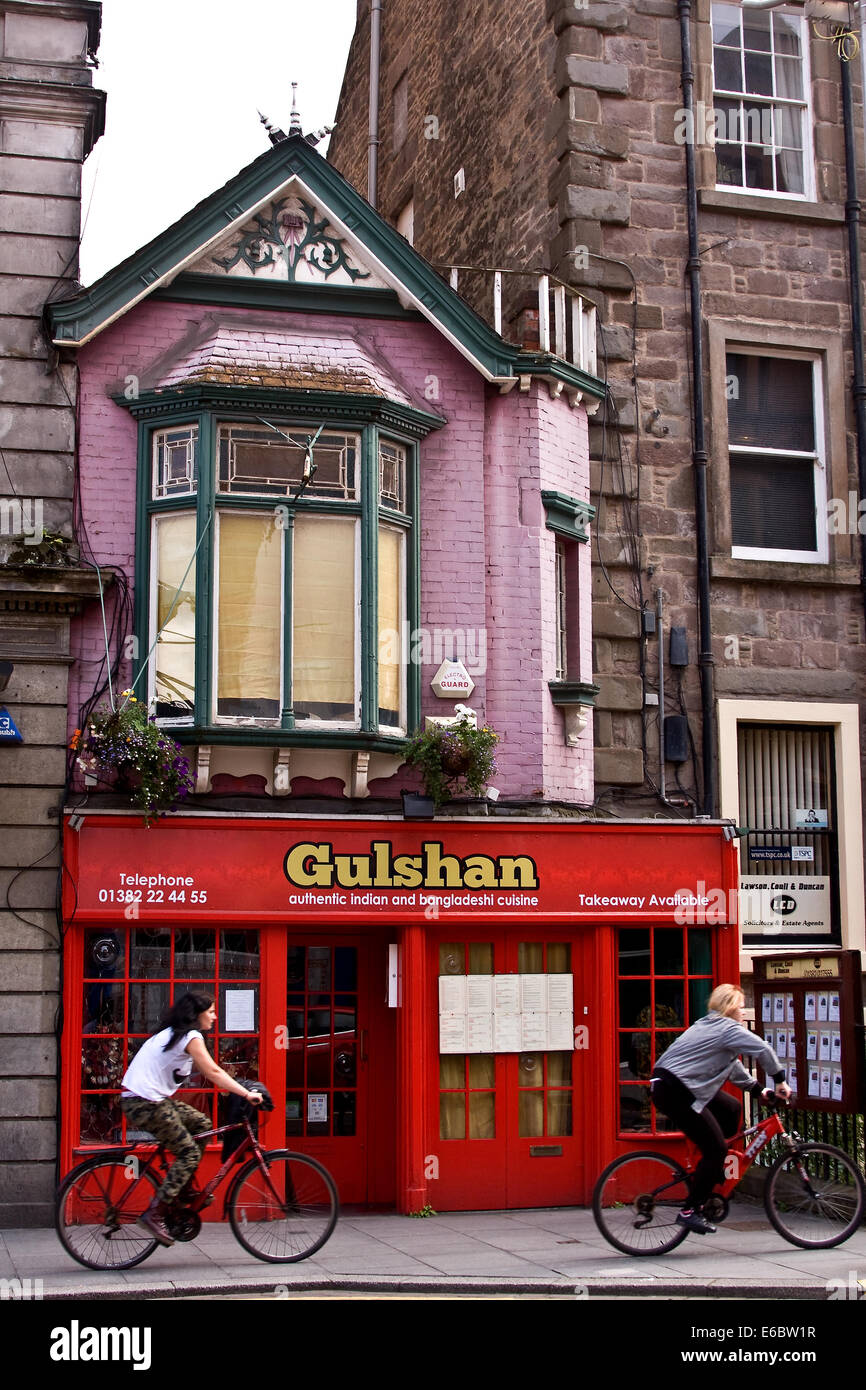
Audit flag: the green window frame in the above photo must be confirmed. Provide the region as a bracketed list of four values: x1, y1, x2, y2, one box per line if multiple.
[130, 394, 426, 750]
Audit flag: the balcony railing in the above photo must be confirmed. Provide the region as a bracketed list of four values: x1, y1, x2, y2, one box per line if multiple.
[440, 265, 598, 377]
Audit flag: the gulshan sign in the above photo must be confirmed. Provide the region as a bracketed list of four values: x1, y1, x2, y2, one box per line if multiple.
[283, 840, 538, 890]
[64, 818, 735, 925]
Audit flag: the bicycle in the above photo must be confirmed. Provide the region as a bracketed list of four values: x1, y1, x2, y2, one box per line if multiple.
[55, 1085, 339, 1270]
[592, 1096, 865, 1256]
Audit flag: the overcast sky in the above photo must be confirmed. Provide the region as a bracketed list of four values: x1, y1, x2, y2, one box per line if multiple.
[80, 0, 359, 285]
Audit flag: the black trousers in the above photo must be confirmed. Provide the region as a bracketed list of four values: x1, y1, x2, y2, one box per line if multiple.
[650, 1071, 742, 1208]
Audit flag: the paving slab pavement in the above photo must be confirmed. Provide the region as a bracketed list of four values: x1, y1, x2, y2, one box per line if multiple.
[3, 1198, 865, 1300]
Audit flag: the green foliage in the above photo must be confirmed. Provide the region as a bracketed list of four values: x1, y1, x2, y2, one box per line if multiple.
[6, 530, 75, 567]
[72, 691, 194, 823]
[404, 713, 498, 809]
[408, 1203, 437, 1218]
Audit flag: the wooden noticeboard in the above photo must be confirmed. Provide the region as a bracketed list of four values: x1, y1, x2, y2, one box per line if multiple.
[752, 950, 865, 1113]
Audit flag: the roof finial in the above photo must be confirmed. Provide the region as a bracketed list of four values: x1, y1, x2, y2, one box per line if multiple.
[258, 109, 288, 146]
[289, 82, 303, 137]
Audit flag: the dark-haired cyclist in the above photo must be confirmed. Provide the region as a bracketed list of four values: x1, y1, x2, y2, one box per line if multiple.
[120, 990, 262, 1247]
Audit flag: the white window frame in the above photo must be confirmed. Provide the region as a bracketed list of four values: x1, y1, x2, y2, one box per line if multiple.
[711, 2, 815, 203]
[718, 700, 865, 973]
[728, 347, 828, 565]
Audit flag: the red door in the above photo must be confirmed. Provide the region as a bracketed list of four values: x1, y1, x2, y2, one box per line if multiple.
[281, 934, 392, 1204]
[429, 930, 591, 1211]
[501, 934, 589, 1208]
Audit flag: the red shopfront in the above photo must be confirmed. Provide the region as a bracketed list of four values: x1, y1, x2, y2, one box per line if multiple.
[61, 815, 739, 1212]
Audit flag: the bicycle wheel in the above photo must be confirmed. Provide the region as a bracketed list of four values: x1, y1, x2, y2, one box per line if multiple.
[764, 1142, 865, 1249]
[55, 1156, 160, 1270]
[592, 1150, 692, 1256]
[229, 1150, 339, 1263]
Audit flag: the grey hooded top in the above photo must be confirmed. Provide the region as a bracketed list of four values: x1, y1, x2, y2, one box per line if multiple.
[653, 1010, 784, 1113]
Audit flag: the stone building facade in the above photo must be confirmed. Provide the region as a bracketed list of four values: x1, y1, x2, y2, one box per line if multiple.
[329, 0, 866, 975]
[0, 0, 104, 1225]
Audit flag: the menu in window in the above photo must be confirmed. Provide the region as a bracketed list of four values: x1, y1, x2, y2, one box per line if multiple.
[439, 1012, 467, 1053]
[494, 1012, 521, 1051]
[224, 989, 255, 1033]
[548, 1011, 574, 1050]
[494, 976, 520, 1013]
[440, 973, 574, 1054]
[439, 976, 466, 1013]
[521, 975, 547, 1012]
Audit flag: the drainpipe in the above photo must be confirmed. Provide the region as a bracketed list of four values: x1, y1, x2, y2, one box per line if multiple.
[367, 0, 383, 208]
[677, 0, 716, 817]
[840, 52, 866, 629]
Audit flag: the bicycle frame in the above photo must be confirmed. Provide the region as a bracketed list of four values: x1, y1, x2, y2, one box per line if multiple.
[104, 1115, 273, 1221]
[682, 1110, 788, 1200]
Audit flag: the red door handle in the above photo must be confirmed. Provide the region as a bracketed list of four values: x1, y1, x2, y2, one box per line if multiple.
[360, 1029, 369, 1063]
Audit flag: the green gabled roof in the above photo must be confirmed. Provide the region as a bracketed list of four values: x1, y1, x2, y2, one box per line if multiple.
[47, 136, 605, 398]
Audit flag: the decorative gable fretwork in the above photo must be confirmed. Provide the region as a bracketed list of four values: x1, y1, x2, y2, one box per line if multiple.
[196, 196, 386, 287]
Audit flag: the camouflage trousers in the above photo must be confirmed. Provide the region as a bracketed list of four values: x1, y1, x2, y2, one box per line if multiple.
[121, 1095, 211, 1201]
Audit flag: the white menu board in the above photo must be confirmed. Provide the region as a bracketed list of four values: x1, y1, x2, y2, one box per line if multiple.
[439, 973, 574, 1053]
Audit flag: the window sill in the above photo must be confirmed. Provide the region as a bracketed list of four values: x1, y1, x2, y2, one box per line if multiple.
[710, 555, 861, 587]
[170, 726, 409, 755]
[699, 189, 844, 224]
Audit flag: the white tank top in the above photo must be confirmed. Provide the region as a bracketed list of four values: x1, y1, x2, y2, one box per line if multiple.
[121, 1027, 203, 1102]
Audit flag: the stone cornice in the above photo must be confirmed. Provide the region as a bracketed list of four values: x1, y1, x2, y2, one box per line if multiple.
[0, 565, 112, 614]
[0, 79, 106, 155]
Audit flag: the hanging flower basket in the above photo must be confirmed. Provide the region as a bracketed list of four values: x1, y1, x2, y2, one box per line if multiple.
[71, 691, 194, 823]
[404, 713, 499, 810]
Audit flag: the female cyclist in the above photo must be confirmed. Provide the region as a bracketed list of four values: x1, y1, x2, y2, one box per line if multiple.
[651, 983, 792, 1234]
[120, 990, 262, 1247]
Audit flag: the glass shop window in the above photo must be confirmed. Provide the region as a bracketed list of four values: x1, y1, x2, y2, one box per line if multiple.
[79, 927, 260, 1147]
[616, 927, 714, 1135]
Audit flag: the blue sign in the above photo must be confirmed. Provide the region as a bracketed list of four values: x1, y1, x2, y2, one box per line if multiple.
[749, 846, 789, 860]
[0, 708, 22, 743]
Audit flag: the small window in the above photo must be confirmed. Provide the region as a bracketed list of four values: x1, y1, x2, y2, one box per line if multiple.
[378, 439, 406, 508]
[555, 539, 568, 681]
[711, 3, 811, 198]
[726, 352, 827, 563]
[217, 425, 358, 499]
[153, 426, 198, 498]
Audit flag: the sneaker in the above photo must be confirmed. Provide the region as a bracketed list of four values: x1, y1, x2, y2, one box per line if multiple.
[676, 1209, 717, 1235]
[137, 1199, 175, 1246]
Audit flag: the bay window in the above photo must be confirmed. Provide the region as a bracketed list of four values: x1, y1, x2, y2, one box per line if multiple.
[136, 400, 421, 743]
